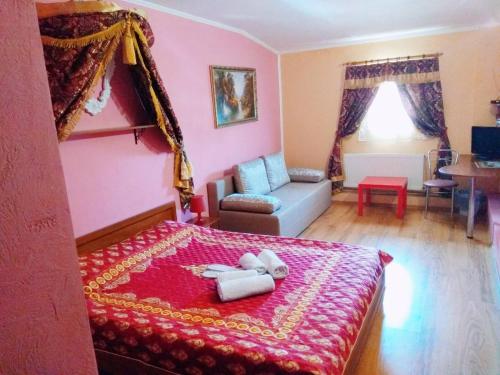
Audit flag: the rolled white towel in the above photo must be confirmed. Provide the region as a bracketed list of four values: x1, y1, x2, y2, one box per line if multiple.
[216, 269, 258, 283]
[257, 249, 289, 279]
[239, 253, 266, 274]
[217, 274, 275, 302]
[207, 264, 239, 272]
[202, 264, 240, 278]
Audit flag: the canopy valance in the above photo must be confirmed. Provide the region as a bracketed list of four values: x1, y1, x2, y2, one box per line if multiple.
[37, 1, 193, 208]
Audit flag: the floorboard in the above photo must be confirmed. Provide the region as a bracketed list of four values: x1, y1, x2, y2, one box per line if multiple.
[300, 202, 500, 375]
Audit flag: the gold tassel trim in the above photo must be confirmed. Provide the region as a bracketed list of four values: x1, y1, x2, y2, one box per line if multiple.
[41, 20, 127, 49]
[132, 21, 150, 46]
[122, 17, 137, 65]
[132, 35, 193, 194]
[58, 34, 123, 141]
[132, 37, 178, 151]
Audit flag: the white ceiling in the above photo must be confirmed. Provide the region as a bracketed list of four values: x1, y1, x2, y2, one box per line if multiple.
[131, 0, 500, 53]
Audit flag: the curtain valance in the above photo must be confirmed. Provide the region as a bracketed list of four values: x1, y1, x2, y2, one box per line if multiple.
[38, 2, 194, 208]
[344, 58, 441, 89]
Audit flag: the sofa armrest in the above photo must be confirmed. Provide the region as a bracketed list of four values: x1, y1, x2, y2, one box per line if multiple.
[207, 175, 236, 218]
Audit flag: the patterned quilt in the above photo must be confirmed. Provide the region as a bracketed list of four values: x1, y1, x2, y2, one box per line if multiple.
[80, 221, 392, 375]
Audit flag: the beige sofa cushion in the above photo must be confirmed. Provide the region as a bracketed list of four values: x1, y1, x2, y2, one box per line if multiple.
[221, 194, 281, 214]
[233, 158, 271, 195]
[262, 152, 290, 191]
[288, 168, 325, 183]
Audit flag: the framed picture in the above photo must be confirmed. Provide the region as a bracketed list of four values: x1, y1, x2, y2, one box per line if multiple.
[210, 66, 258, 128]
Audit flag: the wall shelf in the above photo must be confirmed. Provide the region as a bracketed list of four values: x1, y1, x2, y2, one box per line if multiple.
[68, 124, 156, 143]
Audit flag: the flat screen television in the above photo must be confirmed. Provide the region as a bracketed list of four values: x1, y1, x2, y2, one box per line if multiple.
[471, 126, 500, 160]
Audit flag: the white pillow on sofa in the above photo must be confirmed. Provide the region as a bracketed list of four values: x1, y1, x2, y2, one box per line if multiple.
[262, 152, 290, 191]
[221, 194, 281, 214]
[233, 158, 271, 195]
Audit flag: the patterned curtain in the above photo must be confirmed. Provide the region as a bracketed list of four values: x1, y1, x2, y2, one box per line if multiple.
[327, 57, 450, 188]
[398, 79, 450, 178]
[327, 87, 378, 187]
[37, 2, 194, 208]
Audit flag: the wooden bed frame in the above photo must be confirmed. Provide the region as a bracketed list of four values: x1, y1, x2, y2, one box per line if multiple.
[76, 201, 384, 375]
[76, 202, 176, 256]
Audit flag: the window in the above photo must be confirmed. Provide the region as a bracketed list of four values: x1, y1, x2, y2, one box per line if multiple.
[358, 81, 426, 141]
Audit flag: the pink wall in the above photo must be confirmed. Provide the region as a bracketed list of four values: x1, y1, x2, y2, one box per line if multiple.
[59, 2, 281, 237]
[0, 1, 97, 373]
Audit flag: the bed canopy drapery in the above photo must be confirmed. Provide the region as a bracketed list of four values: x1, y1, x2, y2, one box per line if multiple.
[37, 1, 194, 208]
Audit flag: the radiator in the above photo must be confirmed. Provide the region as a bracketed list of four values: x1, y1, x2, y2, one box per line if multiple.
[343, 153, 425, 191]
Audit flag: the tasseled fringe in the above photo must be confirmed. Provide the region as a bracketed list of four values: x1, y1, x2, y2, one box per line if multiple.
[132, 22, 149, 46]
[132, 35, 194, 199]
[57, 34, 123, 141]
[41, 16, 140, 66]
[52, 20, 195, 203]
[179, 151, 193, 181]
[131, 35, 180, 154]
[174, 151, 193, 188]
[122, 18, 137, 65]
[42, 20, 127, 49]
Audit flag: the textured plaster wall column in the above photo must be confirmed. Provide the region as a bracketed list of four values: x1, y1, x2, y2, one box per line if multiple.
[0, 1, 98, 374]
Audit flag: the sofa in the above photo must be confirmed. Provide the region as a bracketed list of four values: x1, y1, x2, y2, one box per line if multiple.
[207, 152, 332, 237]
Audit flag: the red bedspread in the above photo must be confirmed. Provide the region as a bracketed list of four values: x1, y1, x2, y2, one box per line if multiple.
[80, 221, 392, 375]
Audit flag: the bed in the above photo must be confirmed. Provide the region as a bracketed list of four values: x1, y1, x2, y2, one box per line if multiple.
[77, 202, 391, 375]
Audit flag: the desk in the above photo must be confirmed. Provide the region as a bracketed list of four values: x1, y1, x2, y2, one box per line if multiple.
[439, 155, 498, 238]
[358, 176, 408, 218]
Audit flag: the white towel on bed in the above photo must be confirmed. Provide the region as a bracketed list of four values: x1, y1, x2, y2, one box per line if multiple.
[257, 249, 289, 279]
[207, 264, 239, 272]
[216, 269, 258, 283]
[217, 274, 275, 302]
[239, 253, 266, 274]
[202, 264, 240, 278]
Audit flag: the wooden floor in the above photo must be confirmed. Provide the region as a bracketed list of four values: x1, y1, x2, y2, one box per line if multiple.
[300, 202, 500, 375]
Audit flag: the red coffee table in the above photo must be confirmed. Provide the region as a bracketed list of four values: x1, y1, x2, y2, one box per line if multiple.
[358, 176, 408, 219]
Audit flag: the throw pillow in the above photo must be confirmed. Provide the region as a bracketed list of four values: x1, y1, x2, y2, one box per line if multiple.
[221, 194, 281, 214]
[233, 158, 272, 195]
[288, 168, 325, 183]
[262, 152, 291, 191]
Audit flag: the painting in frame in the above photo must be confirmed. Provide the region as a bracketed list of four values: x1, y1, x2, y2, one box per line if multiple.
[210, 66, 258, 128]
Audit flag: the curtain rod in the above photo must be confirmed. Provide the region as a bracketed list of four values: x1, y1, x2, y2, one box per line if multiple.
[342, 53, 443, 66]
